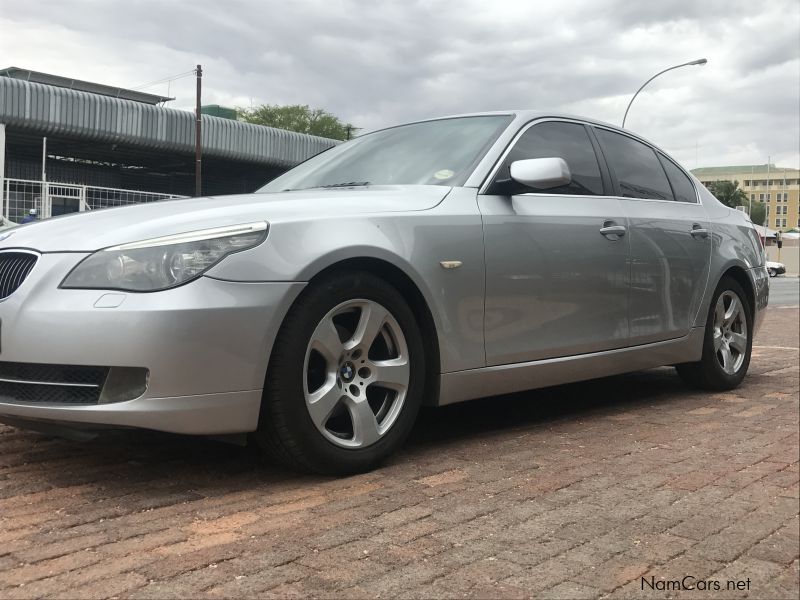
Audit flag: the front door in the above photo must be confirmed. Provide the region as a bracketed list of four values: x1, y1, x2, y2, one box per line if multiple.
[479, 120, 631, 366]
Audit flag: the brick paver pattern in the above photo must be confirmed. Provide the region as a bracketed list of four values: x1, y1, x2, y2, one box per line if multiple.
[1, 308, 798, 599]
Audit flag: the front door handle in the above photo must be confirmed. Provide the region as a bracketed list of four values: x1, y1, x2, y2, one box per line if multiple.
[600, 222, 626, 239]
[690, 224, 709, 238]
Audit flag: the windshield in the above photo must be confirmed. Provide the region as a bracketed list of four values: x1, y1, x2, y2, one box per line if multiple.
[258, 115, 512, 192]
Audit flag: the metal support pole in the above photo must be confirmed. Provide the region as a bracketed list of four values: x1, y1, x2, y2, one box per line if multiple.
[767, 157, 771, 229]
[195, 65, 203, 197]
[42, 136, 48, 218]
[0, 123, 5, 219]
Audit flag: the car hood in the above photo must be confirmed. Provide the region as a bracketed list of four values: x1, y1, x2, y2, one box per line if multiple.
[0, 185, 451, 252]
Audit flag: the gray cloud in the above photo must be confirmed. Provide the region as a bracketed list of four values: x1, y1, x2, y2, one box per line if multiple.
[1, 0, 798, 168]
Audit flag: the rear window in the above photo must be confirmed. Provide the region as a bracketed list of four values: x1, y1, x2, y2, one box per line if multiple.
[658, 154, 698, 203]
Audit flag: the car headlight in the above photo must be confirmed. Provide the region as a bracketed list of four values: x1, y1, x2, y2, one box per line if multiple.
[61, 222, 268, 292]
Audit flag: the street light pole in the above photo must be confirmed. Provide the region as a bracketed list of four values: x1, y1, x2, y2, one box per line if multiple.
[622, 58, 707, 128]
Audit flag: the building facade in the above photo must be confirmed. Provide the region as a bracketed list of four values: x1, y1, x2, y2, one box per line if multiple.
[692, 164, 800, 232]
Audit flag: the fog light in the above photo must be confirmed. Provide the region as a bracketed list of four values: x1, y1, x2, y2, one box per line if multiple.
[98, 367, 149, 404]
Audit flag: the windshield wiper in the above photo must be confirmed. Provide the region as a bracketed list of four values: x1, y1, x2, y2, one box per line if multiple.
[319, 181, 371, 188]
[281, 181, 371, 192]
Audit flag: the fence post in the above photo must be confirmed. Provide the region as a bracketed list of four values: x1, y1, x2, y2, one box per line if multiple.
[47, 183, 53, 218]
[80, 185, 88, 211]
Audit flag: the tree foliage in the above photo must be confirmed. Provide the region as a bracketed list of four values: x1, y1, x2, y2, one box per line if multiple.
[238, 104, 355, 141]
[705, 180, 749, 209]
[749, 201, 767, 226]
[705, 179, 766, 225]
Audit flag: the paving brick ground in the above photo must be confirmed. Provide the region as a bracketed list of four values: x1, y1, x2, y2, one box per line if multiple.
[1, 307, 798, 599]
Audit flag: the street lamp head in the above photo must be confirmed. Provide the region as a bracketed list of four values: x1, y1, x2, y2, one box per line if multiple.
[689, 58, 708, 66]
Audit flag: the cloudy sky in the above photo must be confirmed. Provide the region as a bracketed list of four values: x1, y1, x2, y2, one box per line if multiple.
[2, 0, 798, 169]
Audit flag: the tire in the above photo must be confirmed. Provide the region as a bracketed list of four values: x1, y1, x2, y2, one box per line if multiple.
[254, 271, 426, 475]
[675, 276, 753, 391]
[768, 268, 777, 277]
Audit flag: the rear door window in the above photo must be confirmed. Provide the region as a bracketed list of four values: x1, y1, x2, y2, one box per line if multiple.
[595, 129, 674, 201]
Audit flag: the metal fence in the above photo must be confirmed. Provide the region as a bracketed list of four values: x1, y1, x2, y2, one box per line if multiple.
[1, 178, 187, 223]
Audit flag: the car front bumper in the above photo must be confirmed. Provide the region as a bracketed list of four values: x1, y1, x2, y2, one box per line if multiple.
[0, 252, 304, 434]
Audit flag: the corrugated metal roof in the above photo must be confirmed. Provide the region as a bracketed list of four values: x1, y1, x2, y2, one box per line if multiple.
[0, 76, 338, 167]
[0, 66, 174, 105]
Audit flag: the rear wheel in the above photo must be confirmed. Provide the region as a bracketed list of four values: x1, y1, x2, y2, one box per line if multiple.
[254, 271, 425, 474]
[676, 277, 752, 391]
[768, 268, 777, 277]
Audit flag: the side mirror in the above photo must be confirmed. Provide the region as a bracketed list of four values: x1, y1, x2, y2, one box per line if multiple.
[509, 157, 571, 190]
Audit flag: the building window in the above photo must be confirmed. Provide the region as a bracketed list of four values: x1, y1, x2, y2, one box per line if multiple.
[776, 218, 781, 227]
[766, 206, 770, 216]
[760, 193, 765, 201]
[783, 206, 788, 215]
[750, 194, 755, 201]
[783, 219, 788, 227]
[744, 180, 750, 187]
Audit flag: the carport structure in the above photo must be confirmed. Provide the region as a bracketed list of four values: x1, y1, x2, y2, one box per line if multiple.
[0, 68, 337, 222]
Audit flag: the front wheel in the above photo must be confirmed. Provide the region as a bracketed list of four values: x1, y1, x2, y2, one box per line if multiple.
[675, 276, 753, 391]
[254, 271, 426, 474]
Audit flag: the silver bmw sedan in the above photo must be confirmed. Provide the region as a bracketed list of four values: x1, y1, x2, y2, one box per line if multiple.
[0, 112, 769, 474]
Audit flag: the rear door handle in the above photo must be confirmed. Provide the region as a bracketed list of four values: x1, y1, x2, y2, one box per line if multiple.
[690, 224, 709, 238]
[600, 222, 626, 238]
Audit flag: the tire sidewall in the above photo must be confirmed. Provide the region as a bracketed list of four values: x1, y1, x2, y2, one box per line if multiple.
[263, 272, 426, 474]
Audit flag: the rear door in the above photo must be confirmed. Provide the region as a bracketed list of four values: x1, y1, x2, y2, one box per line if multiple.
[593, 127, 712, 344]
[479, 120, 631, 366]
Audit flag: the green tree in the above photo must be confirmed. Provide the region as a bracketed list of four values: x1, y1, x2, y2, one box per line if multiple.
[705, 180, 749, 209]
[238, 104, 355, 141]
[706, 180, 766, 224]
[749, 201, 766, 226]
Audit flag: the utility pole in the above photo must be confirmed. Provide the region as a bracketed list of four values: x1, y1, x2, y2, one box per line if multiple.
[195, 64, 203, 197]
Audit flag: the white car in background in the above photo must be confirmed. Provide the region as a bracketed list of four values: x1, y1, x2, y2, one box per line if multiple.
[766, 261, 786, 277]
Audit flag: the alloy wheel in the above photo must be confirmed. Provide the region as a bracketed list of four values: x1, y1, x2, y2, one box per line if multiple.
[303, 299, 410, 448]
[712, 290, 748, 375]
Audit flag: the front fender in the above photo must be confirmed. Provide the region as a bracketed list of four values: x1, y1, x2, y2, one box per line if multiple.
[206, 188, 486, 372]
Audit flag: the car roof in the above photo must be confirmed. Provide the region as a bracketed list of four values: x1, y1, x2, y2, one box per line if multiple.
[368, 110, 665, 156]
